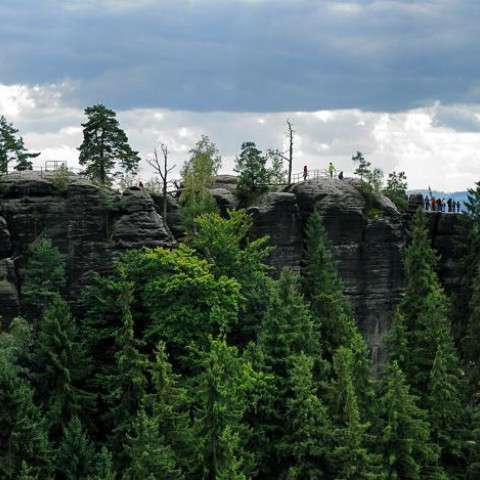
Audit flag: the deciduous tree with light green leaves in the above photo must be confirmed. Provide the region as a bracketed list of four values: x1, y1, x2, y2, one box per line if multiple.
[78, 104, 140, 185]
[179, 135, 221, 235]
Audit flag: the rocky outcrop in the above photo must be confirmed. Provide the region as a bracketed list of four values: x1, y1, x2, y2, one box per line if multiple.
[246, 178, 404, 363]
[0, 171, 466, 363]
[0, 172, 174, 324]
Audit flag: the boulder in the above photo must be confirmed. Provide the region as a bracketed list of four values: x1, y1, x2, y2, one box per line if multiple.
[209, 188, 240, 214]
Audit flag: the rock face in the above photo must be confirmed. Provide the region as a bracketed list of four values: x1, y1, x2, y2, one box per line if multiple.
[0, 172, 174, 325]
[0, 172, 466, 363]
[247, 178, 404, 363]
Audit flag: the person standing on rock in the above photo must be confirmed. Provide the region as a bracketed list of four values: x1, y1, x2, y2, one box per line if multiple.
[447, 198, 452, 213]
[303, 165, 308, 181]
[457, 200, 461, 213]
[328, 162, 336, 178]
[431, 196, 436, 211]
[425, 195, 430, 211]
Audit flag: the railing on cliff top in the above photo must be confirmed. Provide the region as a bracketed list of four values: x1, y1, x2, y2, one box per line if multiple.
[167, 169, 332, 194]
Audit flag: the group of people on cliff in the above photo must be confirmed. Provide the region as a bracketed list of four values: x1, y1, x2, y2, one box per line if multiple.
[425, 195, 461, 213]
[303, 163, 343, 181]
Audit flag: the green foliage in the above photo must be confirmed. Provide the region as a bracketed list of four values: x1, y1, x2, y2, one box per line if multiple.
[30, 295, 94, 435]
[281, 353, 331, 479]
[55, 416, 95, 480]
[179, 135, 221, 236]
[22, 236, 66, 318]
[378, 361, 438, 479]
[191, 336, 257, 479]
[329, 347, 382, 479]
[50, 164, 70, 192]
[352, 151, 371, 181]
[0, 347, 51, 479]
[0, 115, 39, 173]
[234, 142, 283, 202]
[303, 210, 357, 359]
[126, 246, 240, 354]
[192, 210, 273, 344]
[427, 328, 465, 473]
[78, 104, 140, 185]
[383, 170, 408, 210]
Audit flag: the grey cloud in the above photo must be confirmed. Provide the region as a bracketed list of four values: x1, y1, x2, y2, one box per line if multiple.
[1, 0, 480, 112]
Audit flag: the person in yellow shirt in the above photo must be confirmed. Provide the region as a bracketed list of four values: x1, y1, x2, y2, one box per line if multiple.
[328, 162, 336, 178]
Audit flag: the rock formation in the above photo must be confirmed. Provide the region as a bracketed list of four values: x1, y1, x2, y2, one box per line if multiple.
[0, 171, 465, 362]
[0, 171, 174, 325]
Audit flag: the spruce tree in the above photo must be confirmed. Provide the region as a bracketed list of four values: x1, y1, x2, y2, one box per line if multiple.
[89, 447, 117, 480]
[328, 347, 382, 479]
[384, 308, 409, 370]
[280, 353, 331, 479]
[191, 336, 257, 480]
[400, 209, 455, 397]
[101, 268, 148, 449]
[22, 236, 66, 318]
[29, 295, 94, 435]
[0, 115, 39, 173]
[56, 416, 95, 480]
[467, 397, 480, 480]
[378, 361, 438, 479]
[302, 209, 358, 359]
[123, 409, 184, 480]
[78, 104, 140, 185]
[123, 342, 194, 478]
[427, 328, 465, 474]
[0, 366, 51, 479]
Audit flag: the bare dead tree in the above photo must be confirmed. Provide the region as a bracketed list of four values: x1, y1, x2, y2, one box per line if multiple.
[146, 144, 176, 221]
[275, 120, 295, 184]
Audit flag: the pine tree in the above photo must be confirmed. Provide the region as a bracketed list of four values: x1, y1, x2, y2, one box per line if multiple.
[89, 447, 117, 480]
[427, 328, 465, 474]
[401, 209, 440, 325]
[0, 346, 51, 479]
[234, 141, 272, 201]
[352, 151, 371, 181]
[302, 209, 358, 359]
[378, 361, 438, 479]
[123, 409, 184, 480]
[56, 416, 95, 480]
[123, 342, 194, 478]
[384, 308, 409, 370]
[467, 396, 480, 480]
[101, 267, 149, 449]
[78, 104, 140, 185]
[192, 336, 257, 480]
[29, 295, 94, 435]
[400, 209, 454, 397]
[463, 268, 480, 385]
[22, 236, 66, 318]
[328, 347, 382, 479]
[0, 115, 39, 173]
[280, 353, 331, 479]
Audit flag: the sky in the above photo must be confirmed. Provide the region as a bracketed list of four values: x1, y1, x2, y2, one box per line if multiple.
[1, 0, 480, 191]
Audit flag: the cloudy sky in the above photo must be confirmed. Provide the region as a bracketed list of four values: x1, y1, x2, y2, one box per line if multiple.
[1, 0, 480, 191]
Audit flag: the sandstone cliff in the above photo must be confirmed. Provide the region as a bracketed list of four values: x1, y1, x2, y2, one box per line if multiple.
[0, 172, 464, 361]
